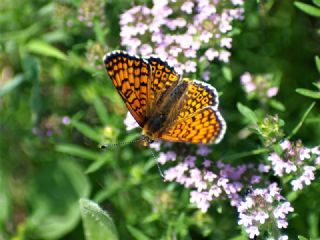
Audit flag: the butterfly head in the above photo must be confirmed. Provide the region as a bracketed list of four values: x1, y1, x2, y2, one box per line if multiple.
[140, 135, 154, 147]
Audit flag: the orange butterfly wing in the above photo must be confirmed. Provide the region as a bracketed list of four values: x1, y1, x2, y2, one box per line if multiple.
[104, 51, 150, 126]
[159, 80, 226, 144]
[160, 106, 226, 144]
[146, 56, 180, 108]
[104, 51, 226, 144]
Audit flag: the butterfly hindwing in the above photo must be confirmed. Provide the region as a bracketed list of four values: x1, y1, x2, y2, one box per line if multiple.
[175, 79, 219, 122]
[158, 79, 225, 144]
[104, 51, 150, 126]
[160, 106, 226, 144]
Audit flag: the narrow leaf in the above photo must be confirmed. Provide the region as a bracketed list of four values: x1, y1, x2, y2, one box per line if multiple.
[85, 152, 112, 174]
[80, 199, 118, 240]
[22, 56, 41, 124]
[0, 74, 24, 97]
[0, 169, 11, 224]
[315, 56, 320, 73]
[127, 225, 150, 240]
[93, 97, 109, 125]
[71, 120, 101, 143]
[296, 88, 320, 99]
[297, 236, 309, 240]
[308, 213, 319, 238]
[288, 102, 316, 139]
[93, 20, 105, 45]
[313, 0, 320, 7]
[237, 102, 258, 124]
[294, 2, 320, 17]
[56, 144, 99, 161]
[269, 99, 286, 111]
[26, 39, 67, 60]
[223, 148, 269, 161]
[222, 66, 232, 82]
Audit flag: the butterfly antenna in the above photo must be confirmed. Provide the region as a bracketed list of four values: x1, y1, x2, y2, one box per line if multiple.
[100, 138, 142, 149]
[150, 148, 165, 179]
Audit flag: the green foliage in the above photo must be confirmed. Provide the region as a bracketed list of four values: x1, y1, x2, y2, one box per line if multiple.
[294, 1, 320, 17]
[0, 0, 320, 239]
[237, 102, 258, 124]
[26, 40, 68, 60]
[296, 88, 320, 99]
[80, 199, 118, 240]
[26, 160, 91, 239]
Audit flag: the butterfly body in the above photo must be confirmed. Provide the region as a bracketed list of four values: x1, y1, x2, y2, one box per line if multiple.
[104, 50, 226, 144]
[143, 79, 189, 139]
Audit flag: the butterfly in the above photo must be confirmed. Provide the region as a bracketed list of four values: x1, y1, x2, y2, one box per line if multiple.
[103, 50, 226, 144]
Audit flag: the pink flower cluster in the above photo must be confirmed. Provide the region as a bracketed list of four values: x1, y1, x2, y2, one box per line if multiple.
[240, 72, 279, 100]
[120, 0, 244, 77]
[123, 117, 304, 238]
[268, 139, 320, 191]
[162, 157, 267, 212]
[237, 183, 293, 239]
[77, 0, 105, 27]
[124, 112, 140, 131]
[159, 152, 294, 238]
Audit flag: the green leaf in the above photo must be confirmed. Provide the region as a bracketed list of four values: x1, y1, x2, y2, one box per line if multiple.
[306, 117, 320, 124]
[296, 88, 320, 99]
[26, 160, 90, 239]
[313, 0, 320, 7]
[93, 97, 109, 125]
[22, 56, 40, 81]
[71, 120, 102, 142]
[85, 152, 112, 174]
[93, 19, 106, 45]
[288, 102, 316, 139]
[85, 158, 107, 174]
[237, 102, 258, 124]
[269, 99, 286, 111]
[80, 199, 118, 240]
[0, 74, 24, 97]
[286, 191, 299, 202]
[315, 56, 320, 73]
[230, 235, 248, 240]
[297, 236, 309, 240]
[56, 144, 100, 161]
[26, 39, 67, 60]
[313, 81, 320, 90]
[22, 56, 41, 124]
[0, 168, 11, 229]
[222, 66, 232, 82]
[223, 148, 269, 161]
[127, 225, 150, 240]
[308, 213, 319, 238]
[294, 2, 320, 17]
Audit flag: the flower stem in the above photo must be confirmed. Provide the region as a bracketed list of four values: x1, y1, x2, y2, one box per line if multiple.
[288, 102, 316, 140]
[223, 148, 270, 161]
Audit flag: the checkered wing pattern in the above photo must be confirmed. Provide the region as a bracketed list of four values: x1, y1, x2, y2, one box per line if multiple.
[176, 79, 219, 121]
[104, 51, 150, 126]
[160, 106, 226, 144]
[147, 56, 180, 105]
[104, 50, 226, 145]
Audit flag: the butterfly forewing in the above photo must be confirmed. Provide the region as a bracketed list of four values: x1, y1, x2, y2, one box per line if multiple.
[104, 51, 150, 126]
[146, 57, 180, 108]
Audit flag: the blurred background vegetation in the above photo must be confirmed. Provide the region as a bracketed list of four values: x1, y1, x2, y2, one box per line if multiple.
[0, 0, 319, 239]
